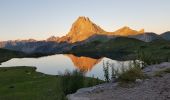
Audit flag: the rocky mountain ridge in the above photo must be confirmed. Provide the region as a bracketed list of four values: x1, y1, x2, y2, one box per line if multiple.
[0, 16, 170, 54]
[44, 16, 169, 43]
[50, 16, 145, 43]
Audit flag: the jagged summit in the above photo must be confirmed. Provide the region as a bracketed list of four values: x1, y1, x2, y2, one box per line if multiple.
[67, 16, 106, 42]
[65, 16, 145, 42]
[76, 16, 91, 22]
[47, 16, 145, 43]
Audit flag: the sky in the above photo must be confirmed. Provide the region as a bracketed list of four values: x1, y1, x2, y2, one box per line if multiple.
[0, 0, 170, 41]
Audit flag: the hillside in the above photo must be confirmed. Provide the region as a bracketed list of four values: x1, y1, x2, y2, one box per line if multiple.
[67, 37, 170, 61]
[161, 31, 170, 40]
[0, 48, 25, 63]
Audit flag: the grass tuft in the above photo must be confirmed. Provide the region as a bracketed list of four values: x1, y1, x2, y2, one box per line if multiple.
[154, 68, 170, 77]
[117, 62, 144, 83]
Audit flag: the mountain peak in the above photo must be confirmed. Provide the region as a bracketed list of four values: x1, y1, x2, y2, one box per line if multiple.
[59, 17, 145, 43]
[114, 26, 144, 36]
[77, 16, 90, 22]
[139, 29, 145, 33]
[67, 16, 106, 43]
[122, 26, 131, 29]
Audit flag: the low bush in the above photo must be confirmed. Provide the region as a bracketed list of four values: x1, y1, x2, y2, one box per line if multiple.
[117, 62, 144, 83]
[60, 70, 84, 95]
[137, 50, 159, 67]
[103, 60, 145, 83]
[60, 70, 103, 95]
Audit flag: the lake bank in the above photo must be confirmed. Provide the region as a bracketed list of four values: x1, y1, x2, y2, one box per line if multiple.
[67, 62, 170, 100]
[0, 66, 103, 100]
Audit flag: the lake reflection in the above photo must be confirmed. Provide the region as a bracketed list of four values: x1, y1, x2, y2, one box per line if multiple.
[0, 54, 132, 80]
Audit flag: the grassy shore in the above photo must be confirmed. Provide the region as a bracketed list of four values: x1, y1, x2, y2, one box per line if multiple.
[0, 67, 103, 100]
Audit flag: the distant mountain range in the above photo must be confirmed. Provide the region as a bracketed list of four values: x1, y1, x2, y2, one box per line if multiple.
[46, 16, 170, 43]
[0, 16, 170, 54]
[47, 16, 145, 43]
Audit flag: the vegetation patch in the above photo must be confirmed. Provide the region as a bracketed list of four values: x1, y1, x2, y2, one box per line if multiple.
[117, 64, 144, 83]
[103, 61, 145, 84]
[60, 70, 103, 95]
[0, 67, 103, 100]
[68, 38, 170, 62]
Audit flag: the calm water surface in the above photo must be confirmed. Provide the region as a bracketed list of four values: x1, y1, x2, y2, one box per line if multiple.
[0, 54, 132, 80]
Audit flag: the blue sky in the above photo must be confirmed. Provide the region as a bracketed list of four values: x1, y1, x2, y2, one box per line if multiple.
[0, 0, 170, 41]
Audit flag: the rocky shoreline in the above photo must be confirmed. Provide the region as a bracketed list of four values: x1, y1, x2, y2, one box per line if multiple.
[67, 62, 170, 100]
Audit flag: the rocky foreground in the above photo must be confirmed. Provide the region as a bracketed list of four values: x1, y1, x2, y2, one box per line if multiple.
[67, 62, 170, 100]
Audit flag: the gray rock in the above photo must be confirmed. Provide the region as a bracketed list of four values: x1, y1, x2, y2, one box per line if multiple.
[67, 62, 170, 100]
[135, 79, 143, 83]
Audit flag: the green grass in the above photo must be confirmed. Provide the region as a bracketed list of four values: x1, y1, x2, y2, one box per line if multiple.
[0, 67, 103, 100]
[117, 65, 144, 83]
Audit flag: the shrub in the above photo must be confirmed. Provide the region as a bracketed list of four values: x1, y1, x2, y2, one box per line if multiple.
[137, 50, 159, 67]
[60, 70, 103, 95]
[103, 61, 110, 82]
[117, 61, 144, 83]
[60, 70, 84, 95]
[103, 60, 144, 84]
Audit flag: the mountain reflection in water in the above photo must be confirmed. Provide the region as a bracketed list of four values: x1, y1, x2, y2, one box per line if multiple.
[0, 54, 131, 80]
[66, 54, 102, 72]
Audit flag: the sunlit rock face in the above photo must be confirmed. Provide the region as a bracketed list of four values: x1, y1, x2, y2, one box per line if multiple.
[113, 26, 144, 36]
[65, 16, 144, 43]
[45, 16, 144, 43]
[67, 16, 107, 43]
[66, 54, 102, 72]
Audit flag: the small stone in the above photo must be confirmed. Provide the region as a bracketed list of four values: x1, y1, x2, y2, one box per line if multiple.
[135, 79, 143, 83]
[167, 95, 170, 98]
